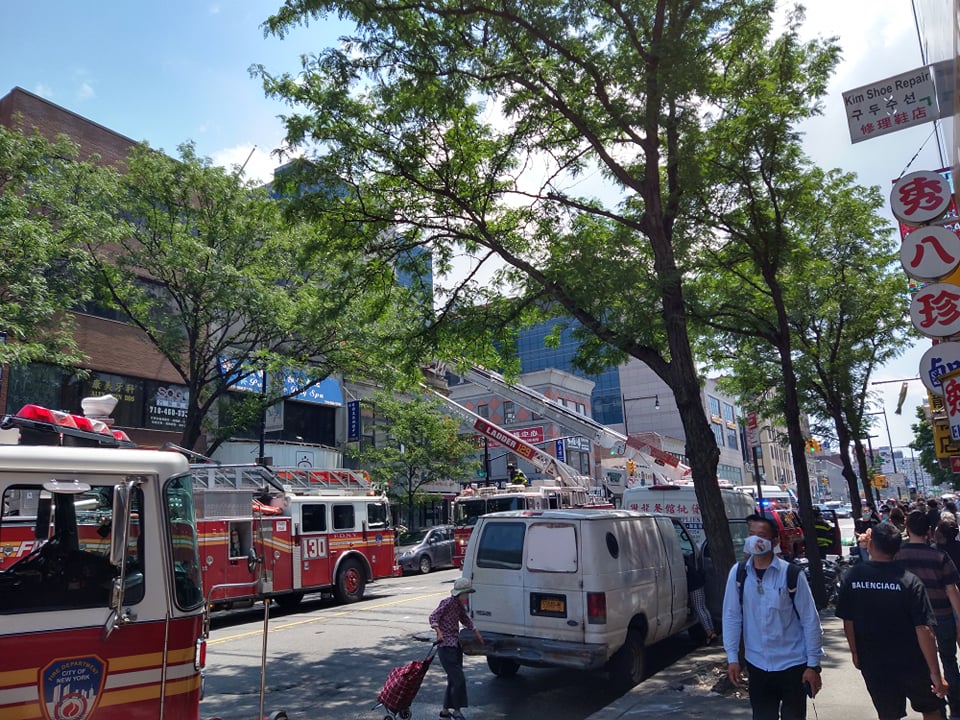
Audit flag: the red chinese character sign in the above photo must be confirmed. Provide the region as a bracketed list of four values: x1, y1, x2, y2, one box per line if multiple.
[910, 283, 960, 337]
[900, 225, 960, 281]
[941, 369, 960, 440]
[891, 170, 953, 226]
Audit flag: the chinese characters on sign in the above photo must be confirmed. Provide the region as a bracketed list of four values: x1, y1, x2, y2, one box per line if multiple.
[920, 342, 960, 396]
[843, 65, 939, 144]
[891, 170, 953, 226]
[900, 225, 960, 281]
[910, 283, 960, 337]
[941, 369, 960, 441]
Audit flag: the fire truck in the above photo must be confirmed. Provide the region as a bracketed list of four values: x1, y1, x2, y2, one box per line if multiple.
[425, 386, 612, 567]
[0, 403, 208, 720]
[191, 464, 399, 610]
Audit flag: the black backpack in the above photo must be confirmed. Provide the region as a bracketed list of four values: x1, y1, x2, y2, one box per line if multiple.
[735, 560, 802, 619]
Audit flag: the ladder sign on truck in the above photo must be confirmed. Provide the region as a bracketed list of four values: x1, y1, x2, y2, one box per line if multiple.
[0, 403, 207, 720]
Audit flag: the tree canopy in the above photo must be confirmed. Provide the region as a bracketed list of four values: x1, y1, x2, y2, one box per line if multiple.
[255, 0, 855, 572]
[0, 123, 102, 369]
[85, 141, 413, 450]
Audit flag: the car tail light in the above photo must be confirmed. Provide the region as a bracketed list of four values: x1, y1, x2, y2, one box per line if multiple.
[587, 592, 606, 624]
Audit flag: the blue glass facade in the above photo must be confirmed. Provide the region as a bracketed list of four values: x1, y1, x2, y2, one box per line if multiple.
[515, 319, 624, 425]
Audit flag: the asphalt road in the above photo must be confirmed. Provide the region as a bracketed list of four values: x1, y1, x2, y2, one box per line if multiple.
[200, 568, 702, 720]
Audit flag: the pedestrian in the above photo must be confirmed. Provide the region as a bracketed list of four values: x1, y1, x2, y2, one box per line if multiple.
[926, 499, 942, 539]
[835, 522, 948, 720]
[686, 555, 717, 645]
[722, 513, 824, 719]
[936, 516, 960, 572]
[429, 578, 484, 720]
[897, 510, 960, 718]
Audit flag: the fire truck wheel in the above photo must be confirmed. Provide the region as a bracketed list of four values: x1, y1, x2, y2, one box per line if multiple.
[266, 712, 288, 720]
[333, 559, 366, 603]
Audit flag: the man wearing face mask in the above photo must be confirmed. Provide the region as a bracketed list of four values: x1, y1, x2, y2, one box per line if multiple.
[722, 514, 824, 719]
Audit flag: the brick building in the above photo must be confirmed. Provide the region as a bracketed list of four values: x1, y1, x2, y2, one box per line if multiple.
[0, 86, 188, 449]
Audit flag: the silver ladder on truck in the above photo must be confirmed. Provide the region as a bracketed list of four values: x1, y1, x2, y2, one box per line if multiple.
[191, 463, 373, 495]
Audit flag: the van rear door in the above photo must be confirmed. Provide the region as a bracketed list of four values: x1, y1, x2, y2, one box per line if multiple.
[521, 520, 584, 643]
[469, 519, 529, 631]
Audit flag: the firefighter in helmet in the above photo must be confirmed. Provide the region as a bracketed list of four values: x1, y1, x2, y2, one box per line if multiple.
[507, 463, 528, 486]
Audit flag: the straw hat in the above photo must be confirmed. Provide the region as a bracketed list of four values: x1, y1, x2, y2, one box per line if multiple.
[451, 578, 476, 597]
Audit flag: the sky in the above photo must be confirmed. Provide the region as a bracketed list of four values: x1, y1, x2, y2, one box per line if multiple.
[0, 1, 942, 450]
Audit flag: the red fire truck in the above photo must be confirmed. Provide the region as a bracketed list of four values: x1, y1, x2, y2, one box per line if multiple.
[0, 403, 208, 720]
[192, 464, 399, 610]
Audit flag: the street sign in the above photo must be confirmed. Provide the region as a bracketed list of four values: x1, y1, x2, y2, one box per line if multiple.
[843, 64, 942, 144]
[942, 368, 960, 440]
[951, 456, 960, 473]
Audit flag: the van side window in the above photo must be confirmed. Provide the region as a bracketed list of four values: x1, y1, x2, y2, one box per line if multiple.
[476, 521, 525, 569]
[333, 504, 355, 530]
[527, 523, 577, 572]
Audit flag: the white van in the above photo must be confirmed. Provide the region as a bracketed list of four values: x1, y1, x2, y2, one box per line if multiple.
[621, 484, 755, 546]
[459, 509, 700, 689]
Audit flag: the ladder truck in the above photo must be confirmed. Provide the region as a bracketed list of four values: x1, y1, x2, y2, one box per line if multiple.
[425, 386, 611, 567]
[458, 364, 693, 487]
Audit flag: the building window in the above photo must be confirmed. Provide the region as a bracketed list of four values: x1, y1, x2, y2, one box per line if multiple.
[711, 422, 724, 446]
[708, 396, 721, 418]
[476, 403, 489, 419]
[723, 402, 735, 423]
[504, 401, 516, 423]
[726, 426, 738, 451]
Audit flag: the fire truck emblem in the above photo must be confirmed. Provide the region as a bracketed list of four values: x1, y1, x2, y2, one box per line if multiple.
[41, 656, 106, 720]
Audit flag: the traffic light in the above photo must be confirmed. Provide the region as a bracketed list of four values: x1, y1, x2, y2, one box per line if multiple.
[626, 459, 637, 476]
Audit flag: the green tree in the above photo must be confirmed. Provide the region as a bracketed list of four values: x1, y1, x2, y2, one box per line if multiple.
[911, 406, 955, 490]
[0, 123, 103, 370]
[255, 0, 808, 573]
[86, 141, 408, 451]
[353, 392, 478, 528]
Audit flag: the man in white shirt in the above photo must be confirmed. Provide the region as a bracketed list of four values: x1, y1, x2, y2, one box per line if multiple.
[722, 514, 824, 720]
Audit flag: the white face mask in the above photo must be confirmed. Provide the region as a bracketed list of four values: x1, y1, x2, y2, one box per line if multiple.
[744, 535, 773, 556]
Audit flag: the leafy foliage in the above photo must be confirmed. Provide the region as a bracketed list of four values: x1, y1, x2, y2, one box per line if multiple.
[0, 122, 106, 368]
[86, 141, 411, 450]
[351, 392, 479, 527]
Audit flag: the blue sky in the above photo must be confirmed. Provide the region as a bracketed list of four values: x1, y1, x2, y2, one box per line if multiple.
[0, 1, 944, 448]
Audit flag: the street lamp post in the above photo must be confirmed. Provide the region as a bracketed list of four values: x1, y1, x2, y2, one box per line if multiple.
[865, 433, 881, 506]
[621, 394, 660, 437]
[865, 408, 898, 473]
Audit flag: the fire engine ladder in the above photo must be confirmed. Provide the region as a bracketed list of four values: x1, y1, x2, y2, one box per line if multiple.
[269, 467, 373, 494]
[461, 364, 690, 484]
[191, 464, 283, 492]
[424, 384, 588, 488]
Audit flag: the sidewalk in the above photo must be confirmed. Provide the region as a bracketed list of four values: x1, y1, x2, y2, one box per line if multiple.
[587, 612, 896, 720]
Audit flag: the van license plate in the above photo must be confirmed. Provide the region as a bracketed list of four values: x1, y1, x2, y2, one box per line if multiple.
[540, 598, 564, 612]
[530, 593, 567, 617]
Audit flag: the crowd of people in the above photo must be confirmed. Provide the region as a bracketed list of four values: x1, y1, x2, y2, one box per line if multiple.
[719, 496, 960, 720]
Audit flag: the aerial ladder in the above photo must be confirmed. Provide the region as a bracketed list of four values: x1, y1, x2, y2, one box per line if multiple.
[423, 385, 592, 489]
[458, 364, 693, 486]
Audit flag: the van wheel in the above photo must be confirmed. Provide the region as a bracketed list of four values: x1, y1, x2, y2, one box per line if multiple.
[333, 559, 366, 603]
[418, 555, 432, 574]
[609, 630, 645, 691]
[487, 657, 520, 677]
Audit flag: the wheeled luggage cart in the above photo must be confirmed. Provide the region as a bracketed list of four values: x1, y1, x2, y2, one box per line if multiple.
[373, 642, 439, 720]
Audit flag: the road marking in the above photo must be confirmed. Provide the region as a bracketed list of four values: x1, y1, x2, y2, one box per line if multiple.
[207, 590, 447, 645]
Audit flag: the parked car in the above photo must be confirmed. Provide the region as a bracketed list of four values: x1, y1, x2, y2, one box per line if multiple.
[397, 525, 455, 574]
